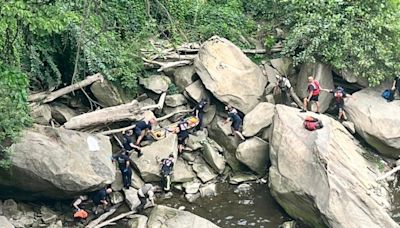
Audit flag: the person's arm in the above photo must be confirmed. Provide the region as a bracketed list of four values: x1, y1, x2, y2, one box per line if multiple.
[100, 199, 108, 206]
[393, 79, 397, 90]
[223, 117, 231, 124]
[307, 91, 313, 101]
[195, 108, 199, 118]
[129, 142, 141, 151]
[125, 159, 130, 171]
[148, 191, 155, 205]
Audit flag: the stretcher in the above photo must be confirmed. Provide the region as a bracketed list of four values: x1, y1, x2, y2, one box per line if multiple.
[149, 116, 199, 141]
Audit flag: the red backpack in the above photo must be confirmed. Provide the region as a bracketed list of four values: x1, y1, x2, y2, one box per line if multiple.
[309, 80, 320, 96]
[303, 116, 323, 131]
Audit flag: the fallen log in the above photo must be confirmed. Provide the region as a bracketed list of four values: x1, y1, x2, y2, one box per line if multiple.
[243, 49, 267, 54]
[64, 100, 143, 130]
[140, 92, 166, 111]
[289, 88, 304, 109]
[86, 204, 121, 228]
[28, 74, 104, 103]
[156, 109, 193, 122]
[376, 166, 400, 181]
[142, 58, 191, 72]
[94, 211, 136, 228]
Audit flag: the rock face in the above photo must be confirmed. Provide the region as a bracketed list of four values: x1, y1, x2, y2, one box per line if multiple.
[242, 102, 275, 137]
[139, 75, 171, 94]
[147, 205, 220, 228]
[1, 125, 115, 199]
[345, 88, 400, 158]
[296, 63, 334, 113]
[236, 137, 269, 175]
[269, 105, 397, 228]
[133, 134, 178, 182]
[194, 36, 267, 114]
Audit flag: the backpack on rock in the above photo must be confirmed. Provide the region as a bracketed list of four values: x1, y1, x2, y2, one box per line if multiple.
[303, 116, 323, 131]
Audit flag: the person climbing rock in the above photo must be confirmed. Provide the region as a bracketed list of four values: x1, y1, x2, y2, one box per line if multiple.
[194, 99, 208, 131]
[122, 129, 142, 157]
[158, 154, 174, 191]
[175, 118, 190, 153]
[321, 86, 353, 121]
[301, 76, 321, 114]
[134, 118, 157, 146]
[72, 187, 112, 215]
[275, 75, 292, 105]
[136, 183, 155, 213]
[223, 105, 245, 141]
[392, 75, 400, 98]
[113, 151, 132, 189]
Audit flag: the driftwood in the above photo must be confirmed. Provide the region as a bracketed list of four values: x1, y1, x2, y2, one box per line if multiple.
[376, 166, 400, 181]
[243, 49, 267, 54]
[142, 58, 191, 72]
[28, 74, 104, 103]
[85, 204, 121, 228]
[289, 88, 304, 109]
[64, 100, 142, 130]
[93, 211, 136, 228]
[140, 92, 167, 111]
[156, 109, 193, 122]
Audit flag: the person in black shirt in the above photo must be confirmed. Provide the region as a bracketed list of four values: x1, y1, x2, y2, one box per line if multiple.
[392, 76, 400, 98]
[134, 118, 156, 146]
[113, 151, 132, 189]
[223, 106, 245, 141]
[322, 86, 353, 121]
[91, 187, 112, 214]
[175, 119, 190, 153]
[122, 130, 142, 156]
[194, 99, 207, 131]
[158, 154, 174, 191]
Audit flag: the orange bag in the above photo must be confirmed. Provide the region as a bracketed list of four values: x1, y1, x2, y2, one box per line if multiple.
[74, 210, 88, 219]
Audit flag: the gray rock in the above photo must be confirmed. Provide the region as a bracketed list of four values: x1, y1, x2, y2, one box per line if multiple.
[165, 94, 188, 107]
[229, 173, 258, 184]
[265, 94, 275, 104]
[195, 36, 267, 114]
[279, 221, 297, 228]
[199, 183, 217, 197]
[110, 192, 124, 205]
[184, 80, 209, 102]
[192, 157, 218, 183]
[51, 103, 78, 124]
[345, 88, 400, 158]
[11, 211, 35, 228]
[181, 152, 197, 162]
[133, 134, 178, 182]
[2, 200, 20, 219]
[3, 126, 115, 199]
[172, 158, 197, 183]
[186, 129, 208, 151]
[235, 183, 252, 193]
[236, 137, 269, 175]
[127, 214, 148, 228]
[138, 98, 156, 108]
[139, 75, 171, 94]
[264, 83, 276, 95]
[111, 171, 124, 191]
[183, 182, 201, 194]
[40, 206, 57, 224]
[334, 69, 369, 87]
[263, 63, 279, 84]
[163, 105, 189, 122]
[30, 104, 51, 125]
[270, 58, 293, 76]
[342, 121, 356, 134]
[203, 105, 217, 126]
[48, 220, 63, 228]
[131, 170, 145, 189]
[269, 105, 397, 228]
[296, 63, 334, 113]
[90, 79, 134, 107]
[201, 143, 226, 174]
[185, 193, 201, 203]
[123, 188, 141, 211]
[173, 65, 198, 90]
[147, 205, 219, 228]
[242, 102, 275, 137]
[0, 216, 14, 228]
[261, 126, 272, 142]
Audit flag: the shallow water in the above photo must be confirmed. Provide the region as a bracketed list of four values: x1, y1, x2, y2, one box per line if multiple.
[158, 182, 292, 227]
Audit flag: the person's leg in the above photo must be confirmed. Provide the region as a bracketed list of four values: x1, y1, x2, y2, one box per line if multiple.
[135, 130, 146, 145]
[302, 98, 308, 111]
[136, 195, 147, 213]
[196, 113, 203, 131]
[316, 101, 320, 114]
[165, 175, 171, 191]
[73, 198, 82, 211]
[234, 131, 245, 141]
[233, 121, 245, 141]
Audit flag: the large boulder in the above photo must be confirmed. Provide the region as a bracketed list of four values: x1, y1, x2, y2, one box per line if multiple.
[194, 36, 267, 114]
[242, 102, 275, 137]
[132, 134, 178, 182]
[0, 216, 14, 228]
[139, 75, 171, 94]
[192, 157, 218, 183]
[51, 103, 78, 124]
[30, 104, 51, 125]
[90, 79, 134, 107]
[147, 205, 220, 228]
[201, 142, 226, 174]
[334, 69, 369, 87]
[269, 105, 397, 228]
[0, 125, 115, 199]
[127, 215, 148, 228]
[345, 88, 400, 158]
[296, 63, 334, 113]
[184, 80, 209, 102]
[173, 65, 198, 90]
[171, 158, 197, 183]
[270, 58, 293, 76]
[236, 137, 269, 175]
[165, 94, 188, 107]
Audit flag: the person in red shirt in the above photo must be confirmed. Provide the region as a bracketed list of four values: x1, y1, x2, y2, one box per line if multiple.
[301, 76, 321, 114]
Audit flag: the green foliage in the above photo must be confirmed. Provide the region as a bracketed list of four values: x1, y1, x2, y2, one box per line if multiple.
[0, 63, 31, 168]
[260, 0, 400, 85]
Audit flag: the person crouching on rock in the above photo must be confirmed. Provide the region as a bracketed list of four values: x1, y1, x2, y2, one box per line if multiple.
[392, 75, 400, 98]
[175, 118, 190, 153]
[321, 86, 353, 121]
[113, 151, 132, 189]
[136, 184, 156, 213]
[275, 75, 292, 106]
[158, 154, 174, 191]
[134, 118, 157, 146]
[73, 187, 112, 215]
[223, 105, 245, 141]
[194, 99, 208, 131]
[122, 129, 142, 157]
[301, 76, 321, 114]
